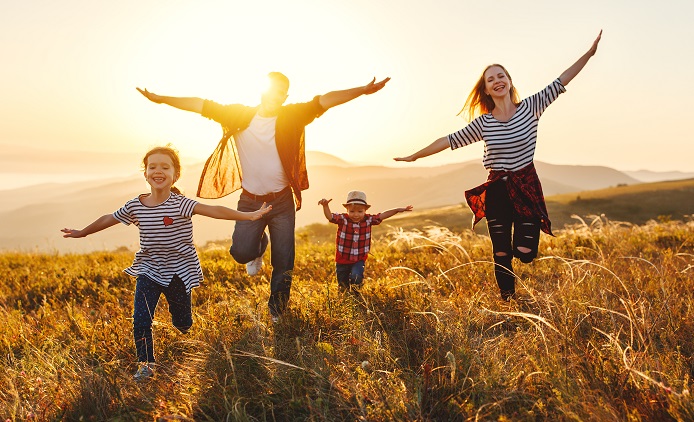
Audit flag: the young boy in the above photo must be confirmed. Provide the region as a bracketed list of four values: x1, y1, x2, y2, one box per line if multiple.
[318, 191, 413, 290]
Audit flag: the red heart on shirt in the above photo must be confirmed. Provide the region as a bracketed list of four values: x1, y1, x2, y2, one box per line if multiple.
[163, 217, 174, 226]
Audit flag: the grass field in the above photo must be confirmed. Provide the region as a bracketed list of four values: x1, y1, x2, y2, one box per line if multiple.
[2, 212, 694, 420]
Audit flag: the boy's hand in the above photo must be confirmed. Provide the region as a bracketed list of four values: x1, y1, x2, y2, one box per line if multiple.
[318, 198, 332, 206]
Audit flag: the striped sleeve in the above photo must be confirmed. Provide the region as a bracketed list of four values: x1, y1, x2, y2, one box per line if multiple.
[448, 116, 485, 150]
[178, 195, 198, 218]
[113, 200, 135, 225]
[529, 78, 566, 118]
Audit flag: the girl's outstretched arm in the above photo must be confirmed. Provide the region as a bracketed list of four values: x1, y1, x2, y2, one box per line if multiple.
[62, 214, 119, 238]
[318, 198, 333, 220]
[394, 136, 449, 162]
[193, 202, 271, 221]
[379, 205, 413, 220]
[559, 30, 602, 86]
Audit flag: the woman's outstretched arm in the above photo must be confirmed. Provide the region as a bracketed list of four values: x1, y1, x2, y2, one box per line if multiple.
[393, 136, 450, 162]
[559, 30, 602, 86]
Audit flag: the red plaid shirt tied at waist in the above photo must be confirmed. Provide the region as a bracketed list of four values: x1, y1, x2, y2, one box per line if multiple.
[329, 213, 383, 264]
[464, 163, 553, 236]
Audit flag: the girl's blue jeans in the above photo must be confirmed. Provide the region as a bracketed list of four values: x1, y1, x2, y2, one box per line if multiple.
[133, 274, 192, 363]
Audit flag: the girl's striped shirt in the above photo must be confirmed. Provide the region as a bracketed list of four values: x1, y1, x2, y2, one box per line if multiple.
[113, 192, 203, 293]
[448, 78, 566, 171]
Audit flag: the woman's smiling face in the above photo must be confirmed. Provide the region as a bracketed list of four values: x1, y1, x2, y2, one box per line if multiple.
[484, 65, 511, 99]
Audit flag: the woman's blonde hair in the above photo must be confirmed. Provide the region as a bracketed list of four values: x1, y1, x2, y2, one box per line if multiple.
[142, 145, 182, 195]
[458, 64, 520, 122]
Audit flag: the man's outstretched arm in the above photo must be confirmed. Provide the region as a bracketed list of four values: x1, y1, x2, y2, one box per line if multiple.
[136, 88, 204, 114]
[318, 77, 390, 110]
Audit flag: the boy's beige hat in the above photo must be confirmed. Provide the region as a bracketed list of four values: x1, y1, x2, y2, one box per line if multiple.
[342, 190, 371, 209]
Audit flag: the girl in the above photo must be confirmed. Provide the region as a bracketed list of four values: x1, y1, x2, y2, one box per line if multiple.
[395, 31, 602, 301]
[62, 145, 271, 381]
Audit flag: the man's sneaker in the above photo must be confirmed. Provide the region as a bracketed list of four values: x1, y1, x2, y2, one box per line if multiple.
[133, 362, 154, 382]
[246, 256, 264, 276]
[271, 314, 280, 324]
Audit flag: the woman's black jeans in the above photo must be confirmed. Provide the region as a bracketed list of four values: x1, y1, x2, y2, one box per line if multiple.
[485, 179, 541, 300]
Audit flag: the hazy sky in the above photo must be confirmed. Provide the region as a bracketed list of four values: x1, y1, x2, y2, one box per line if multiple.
[2, 0, 693, 183]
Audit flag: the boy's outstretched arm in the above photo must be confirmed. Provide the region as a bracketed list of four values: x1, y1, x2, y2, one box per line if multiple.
[193, 202, 271, 220]
[379, 205, 413, 221]
[318, 198, 333, 220]
[62, 214, 119, 238]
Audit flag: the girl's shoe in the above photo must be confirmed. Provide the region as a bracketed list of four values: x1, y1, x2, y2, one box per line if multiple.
[133, 362, 154, 382]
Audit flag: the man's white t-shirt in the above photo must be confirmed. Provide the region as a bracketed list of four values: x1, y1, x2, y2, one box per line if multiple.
[234, 114, 289, 195]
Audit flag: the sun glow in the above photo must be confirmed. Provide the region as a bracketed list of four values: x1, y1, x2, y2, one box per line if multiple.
[3, 0, 694, 177]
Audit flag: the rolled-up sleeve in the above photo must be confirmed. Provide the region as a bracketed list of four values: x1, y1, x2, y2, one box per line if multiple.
[201, 100, 241, 127]
[282, 96, 326, 127]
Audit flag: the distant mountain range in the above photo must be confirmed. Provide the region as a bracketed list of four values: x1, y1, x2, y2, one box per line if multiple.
[1, 149, 693, 253]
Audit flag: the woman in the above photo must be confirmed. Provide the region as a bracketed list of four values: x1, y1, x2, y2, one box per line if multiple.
[394, 31, 602, 301]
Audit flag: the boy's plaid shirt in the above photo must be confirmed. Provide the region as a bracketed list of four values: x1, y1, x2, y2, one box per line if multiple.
[329, 213, 382, 264]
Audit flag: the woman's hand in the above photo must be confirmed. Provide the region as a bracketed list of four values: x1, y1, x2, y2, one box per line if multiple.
[587, 30, 602, 57]
[393, 155, 417, 162]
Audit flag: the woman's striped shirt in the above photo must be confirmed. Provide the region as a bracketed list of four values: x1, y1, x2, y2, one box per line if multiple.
[113, 192, 203, 293]
[448, 79, 566, 172]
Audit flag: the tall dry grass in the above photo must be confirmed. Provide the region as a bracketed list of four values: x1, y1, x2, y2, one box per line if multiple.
[1, 215, 693, 421]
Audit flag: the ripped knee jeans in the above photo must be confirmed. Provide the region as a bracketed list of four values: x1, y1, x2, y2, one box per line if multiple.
[485, 179, 541, 299]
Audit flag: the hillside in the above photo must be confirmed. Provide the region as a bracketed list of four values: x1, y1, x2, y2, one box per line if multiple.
[547, 178, 694, 227]
[0, 153, 690, 252]
[300, 178, 694, 244]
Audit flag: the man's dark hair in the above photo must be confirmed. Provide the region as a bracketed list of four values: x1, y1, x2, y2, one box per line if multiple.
[268, 72, 290, 90]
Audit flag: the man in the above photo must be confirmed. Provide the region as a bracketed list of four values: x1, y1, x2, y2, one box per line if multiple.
[137, 72, 389, 321]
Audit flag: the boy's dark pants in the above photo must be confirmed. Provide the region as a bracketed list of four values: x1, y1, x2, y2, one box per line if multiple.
[336, 260, 366, 289]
